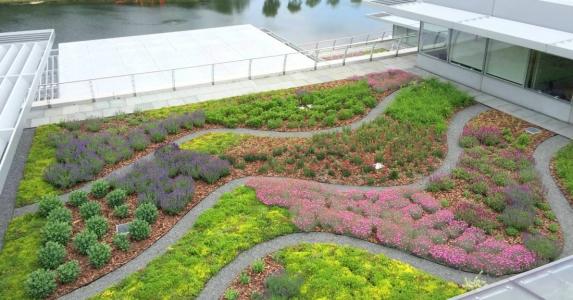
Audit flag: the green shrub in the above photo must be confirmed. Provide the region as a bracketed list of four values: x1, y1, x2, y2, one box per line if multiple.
[267, 118, 283, 129]
[47, 207, 72, 224]
[38, 241, 67, 270]
[337, 109, 353, 120]
[106, 189, 127, 208]
[303, 168, 316, 178]
[56, 260, 80, 284]
[25, 269, 56, 299]
[500, 207, 534, 231]
[389, 170, 399, 180]
[505, 227, 520, 237]
[265, 274, 303, 299]
[91, 180, 110, 199]
[548, 223, 560, 233]
[113, 204, 130, 219]
[555, 142, 573, 201]
[459, 136, 479, 148]
[492, 173, 510, 187]
[251, 259, 264, 273]
[68, 190, 89, 207]
[525, 235, 560, 261]
[135, 202, 159, 224]
[484, 193, 506, 212]
[41, 221, 72, 245]
[239, 272, 250, 285]
[224, 289, 239, 300]
[73, 230, 98, 255]
[426, 175, 454, 192]
[470, 182, 488, 196]
[113, 233, 130, 251]
[85, 118, 103, 132]
[38, 195, 63, 217]
[129, 219, 151, 241]
[322, 115, 336, 127]
[452, 168, 472, 181]
[87, 243, 112, 269]
[514, 133, 530, 149]
[86, 216, 109, 239]
[519, 167, 536, 184]
[79, 201, 102, 220]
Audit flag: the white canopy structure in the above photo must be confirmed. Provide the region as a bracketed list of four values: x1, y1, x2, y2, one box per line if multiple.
[0, 29, 53, 192]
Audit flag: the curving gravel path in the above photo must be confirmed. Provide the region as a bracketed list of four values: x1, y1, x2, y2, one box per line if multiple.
[197, 233, 498, 300]
[58, 103, 488, 300]
[533, 135, 573, 257]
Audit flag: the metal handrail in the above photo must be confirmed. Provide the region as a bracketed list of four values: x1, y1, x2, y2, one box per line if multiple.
[36, 33, 418, 104]
[297, 31, 390, 49]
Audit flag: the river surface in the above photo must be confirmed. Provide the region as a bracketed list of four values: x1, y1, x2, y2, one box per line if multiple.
[0, 0, 391, 45]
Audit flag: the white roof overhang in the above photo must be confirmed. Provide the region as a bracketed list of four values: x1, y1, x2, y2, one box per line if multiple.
[379, 2, 573, 60]
[367, 12, 420, 31]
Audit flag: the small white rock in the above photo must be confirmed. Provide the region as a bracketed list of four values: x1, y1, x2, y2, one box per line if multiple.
[374, 162, 384, 170]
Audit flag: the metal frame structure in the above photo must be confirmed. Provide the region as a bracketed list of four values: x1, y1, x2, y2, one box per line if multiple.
[0, 29, 54, 193]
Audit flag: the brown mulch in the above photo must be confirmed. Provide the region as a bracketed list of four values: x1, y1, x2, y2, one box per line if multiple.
[223, 255, 283, 300]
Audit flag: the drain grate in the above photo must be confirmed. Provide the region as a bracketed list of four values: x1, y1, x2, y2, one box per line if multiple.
[525, 127, 542, 135]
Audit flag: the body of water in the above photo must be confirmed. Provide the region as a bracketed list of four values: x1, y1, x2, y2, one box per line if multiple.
[0, 0, 391, 45]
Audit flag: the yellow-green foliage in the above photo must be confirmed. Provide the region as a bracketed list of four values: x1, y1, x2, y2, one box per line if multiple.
[0, 214, 46, 300]
[555, 142, 573, 199]
[94, 187, 296, 299]
[180, 133, 247, 155]
[16, 125, 59, 207]
[276, 243, 465, 300]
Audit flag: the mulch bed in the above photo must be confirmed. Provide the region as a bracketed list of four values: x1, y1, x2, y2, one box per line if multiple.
[223, 255, 283, 300]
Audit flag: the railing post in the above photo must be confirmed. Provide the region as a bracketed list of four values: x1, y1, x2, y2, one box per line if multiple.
[282, 54, 288, 75]
[332, 39, 336, 51]
[248, 59, 253, 80]
[342, 45, 350, 66]
[369, 41, 378, 62]
[349, 37, 354, 48]
[211, 64, 215, 85]
[171, 70, 176, 91]
[395, 37, 402, 57]
[89, 80, 96, 102]
[365, 34, 370, 44]
[315, 42, 319, 50]
[314, 49, 319, 71]
[381, 32, 386, 41]
[131, 75, 137, 97]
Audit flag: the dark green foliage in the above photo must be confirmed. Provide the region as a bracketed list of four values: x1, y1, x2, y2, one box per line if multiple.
[129, 219, 151, 241]
[470, 182, 488, 196]
[337, 109, 353, 120]
[251, 259, 264, 273]
[56, 260, 80, 284]
[452, 168, 472, 181]
[459, 136, 479, 148]
[303, 168, 316, 178]
[73, 230, 98, 255]
[87, 243, 112, 269]
[38, 241, 66, 270]
[265, 274, 303, 299]
[266, 118, 282, 129]
[389, 170, 399, 180]
[91, 180, 110, 199]
[113, 233, 130, 251]
[86, 216, 109, 239]
[500, 207, 534, 231]
[505, 227, 520, 237]
[41, 221, 72, 245]
[135, 202, 159, 224]
[243, 153, 268, 162]
[484, 193, 506, 212]
[525, 235, 561, 261]
[79, 201, 102, 220]
[106, 188, 127, 208]
[38, 195, 63, 217]
[68, 190, 89, 207]
[25, 269, 56, 299]
[47, 207, 72, 224]
[113, 204, 130, 219]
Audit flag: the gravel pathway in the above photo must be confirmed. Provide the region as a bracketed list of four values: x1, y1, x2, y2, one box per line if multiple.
[58, 103, 488, 299]
[533, 135, 573, 257]
[197, 233, 498, 300]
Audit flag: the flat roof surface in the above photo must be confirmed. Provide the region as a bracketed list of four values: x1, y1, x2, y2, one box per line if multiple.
[57, 24, 315, 101]
[453, 255, 573, 300]
[367, 12, 420, 30]
[379, 2, 573, 60]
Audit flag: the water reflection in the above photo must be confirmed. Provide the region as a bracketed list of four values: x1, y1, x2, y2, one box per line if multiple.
[262, 0, 280, 16]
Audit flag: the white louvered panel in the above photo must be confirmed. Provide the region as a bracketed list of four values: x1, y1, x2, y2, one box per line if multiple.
[0, 44, 22, 77]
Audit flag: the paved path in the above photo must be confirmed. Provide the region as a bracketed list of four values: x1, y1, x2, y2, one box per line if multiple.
[197, 233, 498, 300]
[533, 135, 573, 257]
[58, 103, 487, 300]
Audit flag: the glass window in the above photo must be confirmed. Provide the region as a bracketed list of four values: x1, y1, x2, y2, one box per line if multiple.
[528, 52, 573, 102]
[486, 40, 530, 85]
[450, 30, 487, 71]
[420, 23, 449, 61]
[393, 25, 418, 47]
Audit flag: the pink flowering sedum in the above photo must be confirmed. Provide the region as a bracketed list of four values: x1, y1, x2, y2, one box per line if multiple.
[245, 177, 540, 275]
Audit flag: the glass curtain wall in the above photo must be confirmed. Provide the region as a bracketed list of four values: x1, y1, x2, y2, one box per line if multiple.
[450, 30, 487, 71]
[485, 40, 530, 85]
[420, 23, 449, 61]
[527, 52, 573, 102]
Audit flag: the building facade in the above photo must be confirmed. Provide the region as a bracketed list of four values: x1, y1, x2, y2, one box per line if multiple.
[372, 0, 573, 123]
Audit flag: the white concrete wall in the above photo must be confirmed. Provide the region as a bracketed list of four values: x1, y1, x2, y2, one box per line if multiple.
[417, 55, 482, 89]
[425, 0, 495, 15]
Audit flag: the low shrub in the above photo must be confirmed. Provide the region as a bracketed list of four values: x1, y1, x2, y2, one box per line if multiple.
[38, 195, 63, 217]
[470, 181, 488, 196]
[500, 207, 534, 231]
[267, 118, 282, 129]
[459, 136, 479, 148]
[135, 202, 159, 224]
[106, 188, 127, 208]
[73, 230, 98, 255]
[452, 168, 472, 181]
[38, 241, 67, 270]
[149, 125, 167, 143]
[87, 243, 112, 269]
[86, 216, 109, 239]
[79, 201, 102, 220]
[224, 289, 239, 300]
[128, 130, 151, 151]
[239, 272, 250, 285]
[91, 180, 110, 199]
[85, 118, 103, 132]
[492, 173, 510, 187]
[47, 207, 73, 224]
[56, 260, 81, 284]
[113, 204, 130, 219]
[265, 274, 303, 299]
[68, 190, 89, 207]
[113, 233, 130, 251]
[484, 193, 506, 212]
[525, 234, 561, 261]
[426, 174, 454, 192]
[129, 219, 151, 241]
[25, 269, 57, 299]
[337, 109, 353, 120]
[251, 259, 264, 273]
[41, 221, 72, 245]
